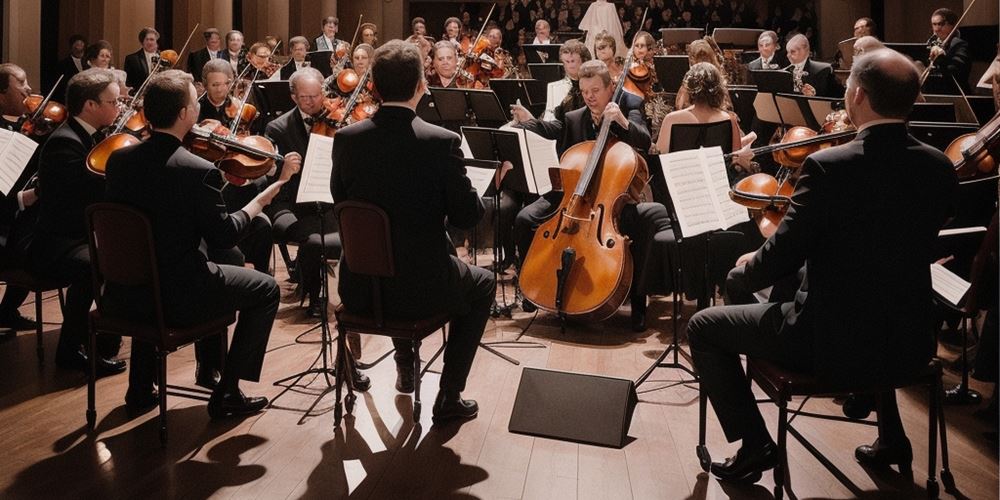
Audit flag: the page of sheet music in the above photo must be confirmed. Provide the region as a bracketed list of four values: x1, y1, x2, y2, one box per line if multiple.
[0, 129, 38, 196]
[523, 127, 558, 194]
[659, 148, 722, 238]
[499, 124, 538, 193]
[702, 147, 750, 229]
[466, 166, 496, 197]
[930, 263, 971, 307]
[296, 133, 335, 205]
[460, 133, 473, 160]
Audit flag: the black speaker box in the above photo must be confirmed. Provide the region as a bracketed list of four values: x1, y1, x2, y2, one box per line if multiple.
[508, 367, 638, 448]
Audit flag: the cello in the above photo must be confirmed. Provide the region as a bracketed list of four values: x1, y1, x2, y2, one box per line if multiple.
[518, 45, 649, 322]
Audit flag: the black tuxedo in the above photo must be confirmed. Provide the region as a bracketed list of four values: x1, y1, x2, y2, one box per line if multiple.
[313, 35, 343, 52]
[785, 58, 843, 98]
[279, 60, 309, 80]
[188, 47, 223, 80]
[332, 105, 493, 392]
[747, 52, 788, 72]
[688, 123, 958, 444]
[123, 49, 152, 92]
[926, 34, 971, 95]
[105, 132, 278, 393]
[55, 56, 85, 100]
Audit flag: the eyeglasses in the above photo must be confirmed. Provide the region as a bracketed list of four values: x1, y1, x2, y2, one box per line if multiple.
[296, 94, 323, 101]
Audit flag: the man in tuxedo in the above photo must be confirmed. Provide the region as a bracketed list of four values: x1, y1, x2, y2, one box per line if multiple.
[853, 17, 876, 38]
[332, 40, 494, 423]
[747, 31, 787, 72]
[688, 49, 958, 484]
[784, 34, 842, 98]
[224, 30, 246, 75]
[188, 28, 224, 87]
[54, 35, 87, 99]
[543, 39, 590, 122]
[104, 69, 302, 417]
[280, 37, 312, 80]
[30, 68, 126, 376]
[314, 16, 342, 52]
[509, 59, 670, 331]
[926, 7, 971, 95]
[123, 27, 160, 92]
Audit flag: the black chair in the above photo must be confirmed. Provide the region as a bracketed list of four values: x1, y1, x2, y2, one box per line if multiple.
[331, 201, 449, 425]
[85, 203, 234, 444]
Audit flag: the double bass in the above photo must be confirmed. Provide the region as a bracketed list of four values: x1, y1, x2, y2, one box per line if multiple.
[518, 43, 649, 321]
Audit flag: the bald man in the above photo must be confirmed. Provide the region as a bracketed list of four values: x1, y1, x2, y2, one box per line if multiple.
[784, 34, 842, 97]
[689, 49, 957, 484]
[852, 36, 885, 58]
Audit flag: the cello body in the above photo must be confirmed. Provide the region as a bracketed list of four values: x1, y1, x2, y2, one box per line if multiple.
[519, 138, 648, 321]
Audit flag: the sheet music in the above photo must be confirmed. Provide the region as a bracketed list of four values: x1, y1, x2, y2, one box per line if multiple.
[296, 133, 334, 204]
[466, 167, 496, 197]
[930, 263, 971, 307]
[460, 133, 473, 160]
[659, 147, 749, 238]
[0, 129, 38, 196]
[499, 124, 558, 194]
[938, 226, 987, 237]
[702, 147, 751, 229]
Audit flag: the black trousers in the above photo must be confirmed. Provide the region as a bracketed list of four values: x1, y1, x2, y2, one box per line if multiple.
[0, 286, 29, 320]
[129, 265, 279, 393]
[391, 256, 494, 393]
[207, 215, 273, 273]
[273, 209, 340, 304]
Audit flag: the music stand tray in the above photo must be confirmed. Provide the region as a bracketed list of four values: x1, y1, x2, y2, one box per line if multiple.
[461, 126, 533, 195]
[430, 87, 509, 128]
[750, 70, 794, 94]
[528, 63, 565, 84]
[711, 28, 764, 49]
[653, 55, 690, 93]
[838, 37, 857, 68]
[307, 50, 334, 77]
[254, 81, 296, 120]
[659, 28, 704, 47]
[522, 44, 563, 64]
[490, 79, 547, 119]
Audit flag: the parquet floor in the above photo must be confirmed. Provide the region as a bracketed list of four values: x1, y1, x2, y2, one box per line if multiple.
[0, 258, 996, 499]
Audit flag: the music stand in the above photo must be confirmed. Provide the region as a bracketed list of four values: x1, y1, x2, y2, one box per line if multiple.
[307, 50, 334, 77]
[922, 94, 979, 124]
[522, 43, 563, 64]
[909, 102, 956, 123]
[741, 50, 761, 64]
[884, 42, 931, 65]
[711, 28, 763, 49]
[254, 81, 296, 122]
[554, 30, 584, 41]
[528, 63, 565, 84]
[416, 92, 440, 123]
[908, 121, 979, 151]
[838, 37, 857, 68]
[659, 28, 704, 49]
[428, 87, 508, 129]
[751, 70, 793, 126]
[653, 55, 690, 93]
[490, 79, 547, 119]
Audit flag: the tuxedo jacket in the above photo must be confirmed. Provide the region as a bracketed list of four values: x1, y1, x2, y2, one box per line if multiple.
[263, 107, 310, 215]
[519, 91, 650, 156]
[313, 35, 343, 52]
[279, 60, 310, 80]
[123, 49, 152, 92]
[332, 106, 484, 315]
[926, 34, 971, 94]
[786, 58, 843, 98]
[104, 132, 252, 322]
[747, 52, 788, 71]
[188, 47, 223, 80]
[740, 123, 958, 385]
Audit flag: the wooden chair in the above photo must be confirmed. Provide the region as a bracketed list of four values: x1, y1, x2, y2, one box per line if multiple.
[85, 203, 234, 445]
[697, 358, 953, 499]
[331, 201, 449, 426]
[0, 268, 67, 362]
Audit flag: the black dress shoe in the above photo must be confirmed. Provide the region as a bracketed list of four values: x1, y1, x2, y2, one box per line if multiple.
[432, 392, 478, 423]
[352, 369, 371, 392]
[195, 364, 220, 390]
[842, 393, 876, 420]
[630, 298, 647, 332]
[207, 389, 268, 419]
[396, 366, 415, 393]
[710, 441, 778, 484]
[56, 349, 127, 377]
[305, 300, 324, 318]
[521, 300, 537, 313]
[125, 388, 159, 416]
[855, 439, 912, 470]
[0, 312, 37, 331]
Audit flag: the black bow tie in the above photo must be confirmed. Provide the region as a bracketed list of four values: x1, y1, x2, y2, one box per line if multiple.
[92, 130, 106, 144]
[303, 115, 316, 128]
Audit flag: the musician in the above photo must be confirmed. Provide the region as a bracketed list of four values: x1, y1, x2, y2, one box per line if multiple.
[510, 60, 669, 330]
[688, 50, 957, 484]
[428, 41, 463, 88]
[625, 31, 658, 98]
[315, 16, 343, 52]
[405, 35, 435, 76]
[248, 42, 280, 81]
[853, 17, 876, 38]
[594, 31, 623, 82]
[188, 28, 225, 85]
[29, 68, 126, 376]
[543, 39, 591, 121]
[675, 39, 727, 110]
[280, 36, 312, 80]
[926, 7, 971, 95]
[332, 40, 492, 422]
[533, 19, 554, 46]
[327, 44, 374, 97]
[443, 17, 462, 45]
[104, 69, 302, 418]
[411, 17, 428, 38]
[784, 34, 841, 98]
[55, 35, 87, 99]
[747, 31, 786, 71]
[360, 23, 379, 48]
[225, 30, 246, 74]
[853, 36, 885, 58]
[123, 27, 160, 92]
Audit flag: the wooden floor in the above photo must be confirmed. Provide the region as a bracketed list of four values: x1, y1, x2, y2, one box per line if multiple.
[0, 258, 997, 500]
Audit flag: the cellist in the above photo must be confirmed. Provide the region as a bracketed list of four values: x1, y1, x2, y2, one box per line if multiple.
[510, 60, 671, 331]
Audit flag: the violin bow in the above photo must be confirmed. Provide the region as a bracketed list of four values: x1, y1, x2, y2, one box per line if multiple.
[460, 3, 496, 70]
[920, 0, 977, 87]
[26, 75, 64, 123]
[173, 23, 200, 69]
[349, 14, 363, 50]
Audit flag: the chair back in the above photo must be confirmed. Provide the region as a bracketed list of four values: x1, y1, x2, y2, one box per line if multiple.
[335, 201, 395, 278]
[86, 202, 166, 331]
[668, 120, 734, 153]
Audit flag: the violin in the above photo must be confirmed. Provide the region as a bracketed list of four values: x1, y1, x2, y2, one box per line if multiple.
[623, 61, 652, 98]
[945, 110, 1000, 180]
[19, 92, 67, 138]
[224, 97, 258, 134]
[309, 97, 343, 138]
[184, 119, 283, 183]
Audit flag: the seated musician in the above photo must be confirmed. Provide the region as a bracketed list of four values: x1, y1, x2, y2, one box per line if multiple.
[747, 31, 787, 72]
[332, 40, 493, 423]
[405, 35, 435, 76]
[225, 30, 246, 74]
[594, 31, 623, 82]
[510, 59, 670, 331]
[785, 34, 842, 98]
[428, 41, 462, 88]
[360, 23, 379, 48]
[543, 40, 591, 121]
[624, 31, 658, 98]
[29, 68, 125, 375]
[674, 39, 728, 111]
[247, 42, 280, 82]
[925, 7, 971, 95]
[279, 36, 311, 80]
[104, 69, 302, 418]
[688, 50, 958, 484]
[853, 36, 885, 58]
[443, 17, 462, 45]
[326, 43, 373, 97]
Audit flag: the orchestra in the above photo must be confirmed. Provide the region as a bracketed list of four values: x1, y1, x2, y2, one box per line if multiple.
[0, 5, 997, 496]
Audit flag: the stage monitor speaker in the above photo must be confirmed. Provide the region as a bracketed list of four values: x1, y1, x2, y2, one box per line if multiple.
[508, 368, 637, 448]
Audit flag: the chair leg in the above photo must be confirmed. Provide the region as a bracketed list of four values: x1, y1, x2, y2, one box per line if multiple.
[412, 339, 422, 422]
[57, 288, 66, 310]
[158, 352, 168, 446]
[35, 291, 43, 362]
[697, 388, 711, 471]
[774, 402, 788, 500]
[86, 322, 97, 430]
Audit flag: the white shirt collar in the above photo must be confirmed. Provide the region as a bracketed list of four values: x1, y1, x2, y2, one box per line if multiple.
[532, 37, 550, 45]
[793, 60, 806, 72]
[74, 117, 98, 136]
[857, 118, 905, 133]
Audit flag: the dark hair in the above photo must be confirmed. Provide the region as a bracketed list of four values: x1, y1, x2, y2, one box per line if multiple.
[202, 28, 220, 40]
[138, 27, 159, 43]
[683, 62, 727, 109]
[66, 68, 117, 115]
[372, 40, 423, 102]
[857, 17, 876, 30]
[143, 69, 194, 128]
[0, 63, 23, 93]
[578, 59, 612, 86]
[84, 40, 113, 65]
[69, 34, 86, 46]
[560, 39, 592, 62]
[852, 52, 920, 119]
[323, 16, 339, 27]
[932, 8, 958, 26]
[412, 17, 426, 31]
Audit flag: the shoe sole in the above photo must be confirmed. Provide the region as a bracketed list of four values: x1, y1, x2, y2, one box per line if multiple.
[431, 410, 479, 424]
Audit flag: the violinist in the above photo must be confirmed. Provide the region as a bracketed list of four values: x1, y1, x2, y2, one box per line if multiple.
[510, 60, 670, 330]
[123, 27, 160, 92]
[248, 42, 280, 81]
[784, 34, 841, 98]
[84, 41, 130, 97]
[188, 28, 225, 86]
[594, 31, 623, 82]
[280, 36, 312, 80]
[360, 23, 379, 48]
[104, 69, 303, 418]
[443, 17, 462, 45]
[55, 35, 87, 99]
[542, 40, 591, 121]
[315, 16, 343, 52]
[225, 30, 247, 74]
[411, 17, 428, 38]
[29, 68, 126, 377]
[325, 43, 374, 97]
[624, 31, 658, 98]
[405, 35, 435, 77]
[926, 7, 971, 95]
[674, 39, 728, 110]
[198, 59, 235, 122]
[428, 41, 463, 88]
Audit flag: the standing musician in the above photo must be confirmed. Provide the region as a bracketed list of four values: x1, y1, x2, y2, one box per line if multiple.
[747, 31, 786, 72]
[29, 68, 126, 376]
[542, 40, 591, 122]
[510, 60, 670, 331]
[411, 17, 428, 38]
[332, 40, 493, 422]
[188, 28, 225, 89]
[688, 50, 957, 484]
[925, 7, 971, 95]
[123, 27, 160, 92]
[281, 36, 312, 80]
[248, 42, 281, 81]
[326, 44, 374, 96]
[854, 17, 876, 38]
[55, 35, 88, 100]
[784, 34, 842, 98]
[104, 69, 302, 418]
[315, 16, 343, 52]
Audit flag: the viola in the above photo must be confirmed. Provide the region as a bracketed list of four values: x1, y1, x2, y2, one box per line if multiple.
[20, 93, 67, 137]
[623, 61, 653, 98]
[945, 110, 1000, 180]
[184, 119, 283, 183]
[224, 97, 258, 133]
